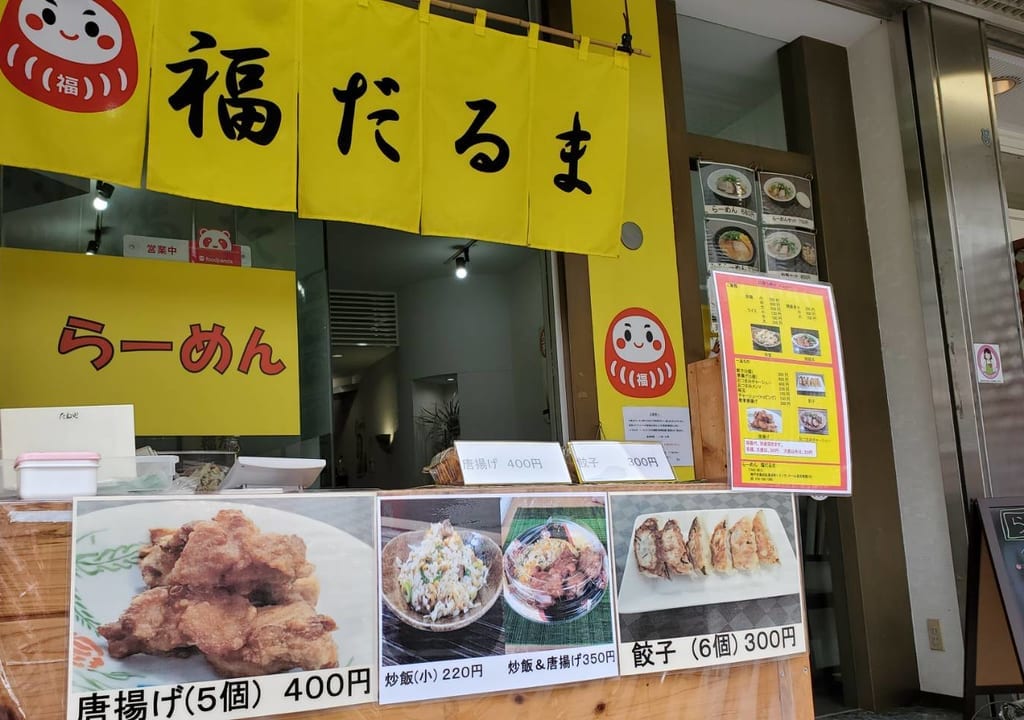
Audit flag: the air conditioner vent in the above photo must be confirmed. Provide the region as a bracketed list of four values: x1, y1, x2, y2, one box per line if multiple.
[329, 290, 399, 347]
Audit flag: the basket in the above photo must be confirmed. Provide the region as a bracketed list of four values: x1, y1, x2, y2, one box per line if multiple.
[423, 446, 464, 486]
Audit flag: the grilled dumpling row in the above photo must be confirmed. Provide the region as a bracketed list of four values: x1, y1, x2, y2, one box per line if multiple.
[632, 511, 782, 580]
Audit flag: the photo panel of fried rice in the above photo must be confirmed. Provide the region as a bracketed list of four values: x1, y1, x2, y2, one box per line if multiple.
[500, 494, 615, 653]
[69, 496, 377, 696]
[378, 496, 504, 665]
[750, 324, 782, 353]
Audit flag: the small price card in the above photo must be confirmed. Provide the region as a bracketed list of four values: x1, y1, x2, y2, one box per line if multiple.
[567, 441, 674, 482]
[454, 441, 571, 486]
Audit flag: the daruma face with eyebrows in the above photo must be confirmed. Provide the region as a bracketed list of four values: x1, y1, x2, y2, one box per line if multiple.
[0, 0, 138, 112]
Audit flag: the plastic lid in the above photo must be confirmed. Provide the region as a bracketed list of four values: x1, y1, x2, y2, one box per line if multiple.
[14, 451, 101, 468]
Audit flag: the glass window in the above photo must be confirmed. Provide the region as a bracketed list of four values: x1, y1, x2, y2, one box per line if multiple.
[677, 14, 788, 151]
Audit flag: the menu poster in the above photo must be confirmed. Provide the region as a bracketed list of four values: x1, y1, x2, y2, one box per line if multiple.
[699, 162, 757, 222]
[378, 494, 617, 704]
[763, 229, 819, 281]
[706, 218, 761, 274]
[712, 271, 851, 495]
[68, 495, 379, 720]
[611, 490, 806, 675]
[758, 172, 815, 230]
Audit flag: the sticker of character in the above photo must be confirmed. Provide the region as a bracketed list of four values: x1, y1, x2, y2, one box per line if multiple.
[604, 307, 677, 398]
[0, 0, 138, 112]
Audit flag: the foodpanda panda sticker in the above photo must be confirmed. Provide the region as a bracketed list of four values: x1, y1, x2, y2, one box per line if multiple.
[190, 228, 243, 267]
[0, 0, 139, 113]
[604, 308, 677, 399]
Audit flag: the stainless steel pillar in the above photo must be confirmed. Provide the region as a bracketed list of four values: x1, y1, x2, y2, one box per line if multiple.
[897, 4, 1024, 608]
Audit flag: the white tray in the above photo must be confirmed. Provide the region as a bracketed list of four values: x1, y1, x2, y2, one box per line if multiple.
[616, 507, 800, 615]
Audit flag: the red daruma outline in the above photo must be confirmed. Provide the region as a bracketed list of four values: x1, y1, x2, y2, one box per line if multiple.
[0, 0, 138, 112]
[604, 307, 677, 398]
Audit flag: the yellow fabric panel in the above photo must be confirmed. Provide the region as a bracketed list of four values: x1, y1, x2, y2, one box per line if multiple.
[571, 0, 694, 479]
[298, 0, 421, 232]
[0, 0, 154, 186]
[147, 0, 297, 210]
[527, 39, 629, 257]
[421, 11, 529, 245]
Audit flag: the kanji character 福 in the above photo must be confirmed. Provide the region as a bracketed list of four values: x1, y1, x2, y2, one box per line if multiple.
[218, 47, 282, 145]
[166, 31, 219, 138]
[180, 323, 233, 374]
[58, 316, 115, 371]
[333, 72, 401, 162]
[166, 31, 281, 145]
[553, 111, 592, 194]
[237, 327, 286, 375]
[454, 99, 509, 173]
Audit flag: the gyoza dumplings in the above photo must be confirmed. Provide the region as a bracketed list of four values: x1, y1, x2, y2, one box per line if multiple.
[631, 510, 784, 581]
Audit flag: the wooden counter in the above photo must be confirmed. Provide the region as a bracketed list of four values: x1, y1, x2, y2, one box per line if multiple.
[0, 492, 812, 720]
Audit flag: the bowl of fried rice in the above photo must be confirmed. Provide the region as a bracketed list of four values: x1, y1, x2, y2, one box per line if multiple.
[381, 519, 503, 632]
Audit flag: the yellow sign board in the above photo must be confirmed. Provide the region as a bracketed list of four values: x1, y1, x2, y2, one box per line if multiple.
[713, 271, 851, 495]
[0, 248, 299, 436]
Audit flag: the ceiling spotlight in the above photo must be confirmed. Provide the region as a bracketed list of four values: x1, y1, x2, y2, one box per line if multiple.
[85, 238, 100, 256]
[93, 181, 114, 211]
[454, 249, 469, 280]
[994, 76, 1019, 95]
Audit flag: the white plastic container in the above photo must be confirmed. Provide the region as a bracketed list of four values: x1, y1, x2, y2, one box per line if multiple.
[135, 455, 178, 485]
[14, 451, 100, 500]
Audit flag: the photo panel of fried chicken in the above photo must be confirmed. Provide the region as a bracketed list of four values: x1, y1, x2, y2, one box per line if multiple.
[70, 496, 377, 700]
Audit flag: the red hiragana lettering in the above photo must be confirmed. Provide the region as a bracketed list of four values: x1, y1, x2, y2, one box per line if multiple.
[238, 327, 286, 376]
[58, 316, 114, 370]
[180, 323, 233, 374]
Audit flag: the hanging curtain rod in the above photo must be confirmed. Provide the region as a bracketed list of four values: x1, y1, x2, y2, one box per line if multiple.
[422, 0, 650, 57]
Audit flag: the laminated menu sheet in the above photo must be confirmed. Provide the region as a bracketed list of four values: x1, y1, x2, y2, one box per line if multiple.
[67, 495, 378, 719]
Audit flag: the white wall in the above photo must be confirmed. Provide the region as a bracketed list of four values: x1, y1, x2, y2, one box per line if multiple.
[393, 273, 518, 486]
[340, 351, 399, 487]
[716, 92, 788, 150]
[848, 21, 964, 695]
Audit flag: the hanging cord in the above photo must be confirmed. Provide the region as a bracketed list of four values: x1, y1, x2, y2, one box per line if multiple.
[618, 0, 634, 55]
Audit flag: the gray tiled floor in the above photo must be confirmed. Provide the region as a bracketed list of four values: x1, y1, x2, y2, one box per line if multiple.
[818, 709, 959, 720]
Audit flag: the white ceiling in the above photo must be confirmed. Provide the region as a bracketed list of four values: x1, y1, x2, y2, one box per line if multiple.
[674, 0, 882, 47]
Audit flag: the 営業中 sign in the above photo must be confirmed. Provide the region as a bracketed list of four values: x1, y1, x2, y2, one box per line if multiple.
[711, 271, 850, 495]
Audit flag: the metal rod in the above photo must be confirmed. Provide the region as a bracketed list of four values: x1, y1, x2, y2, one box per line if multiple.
[426, 0, 649, 57]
